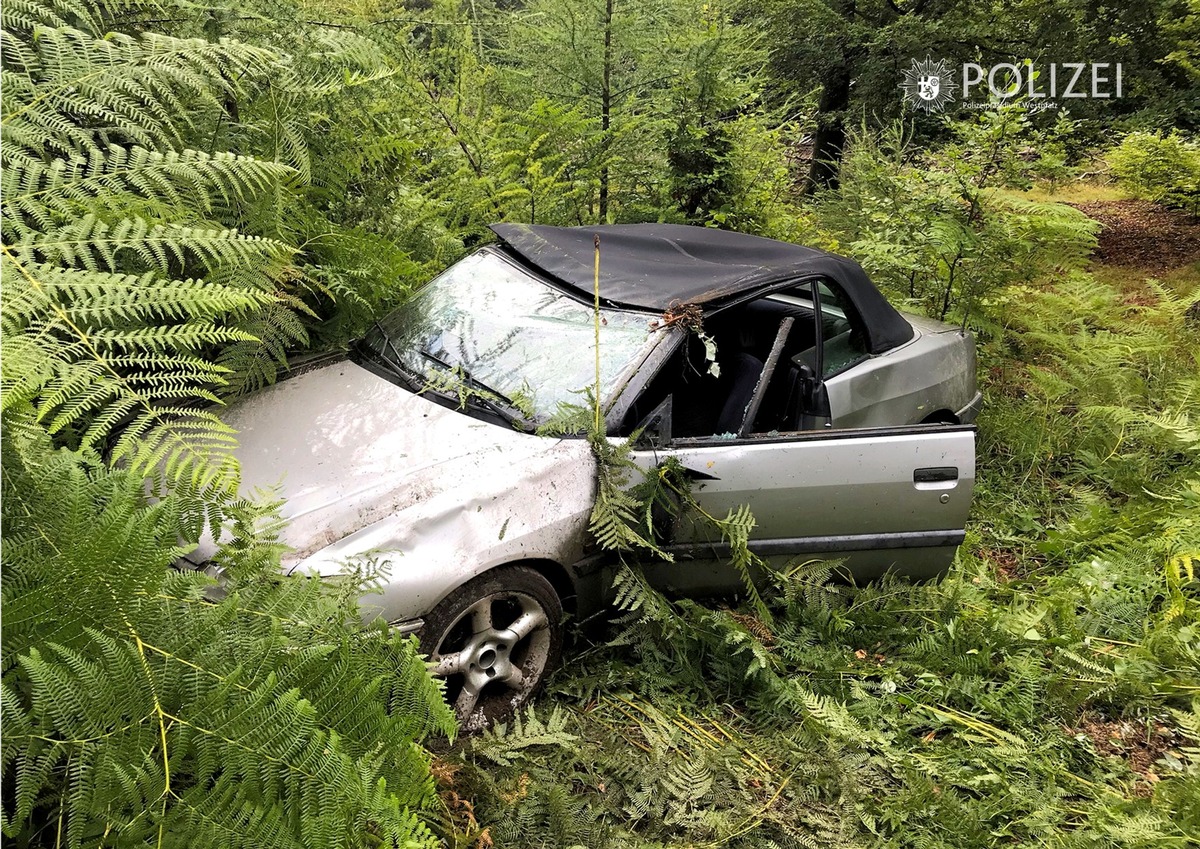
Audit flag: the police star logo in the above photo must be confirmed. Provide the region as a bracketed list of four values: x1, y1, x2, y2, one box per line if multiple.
[901, 57, 957, 113]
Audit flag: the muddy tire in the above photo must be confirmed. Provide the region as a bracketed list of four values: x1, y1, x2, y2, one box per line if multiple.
[419, 566, 563, 733]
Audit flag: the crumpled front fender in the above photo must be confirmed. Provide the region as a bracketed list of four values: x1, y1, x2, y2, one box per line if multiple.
[287, 437, 598, 623]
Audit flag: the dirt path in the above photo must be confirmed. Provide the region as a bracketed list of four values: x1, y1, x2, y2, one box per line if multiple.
[1070, 199, 1200, 273]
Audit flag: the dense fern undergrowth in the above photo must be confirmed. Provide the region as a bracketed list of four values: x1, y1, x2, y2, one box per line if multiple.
[1, 0, 458, 844]
[2, 0, 1199, 846]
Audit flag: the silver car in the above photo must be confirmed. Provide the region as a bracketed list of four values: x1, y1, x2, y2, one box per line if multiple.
[192, 224, 980, 729]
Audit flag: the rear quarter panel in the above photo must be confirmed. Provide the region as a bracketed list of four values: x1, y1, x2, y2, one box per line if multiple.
[829, 317, 976, 428]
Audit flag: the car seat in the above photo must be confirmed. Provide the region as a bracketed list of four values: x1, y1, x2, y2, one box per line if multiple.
[714, 352, 764, 435]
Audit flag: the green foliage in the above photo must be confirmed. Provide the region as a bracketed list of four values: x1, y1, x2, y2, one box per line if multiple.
[667, 83, 737, 222]
[0, 0, 436, 484]
[166, 0, 432, 341]
[4, 1, 1200, 847]
[821, 109, 1099, 321]
[1, 422, 456, 847]
[1, 1, 303, 496]
[665, 10, 746, 223]
[1, 5, 457, 845]
[978, 267, 1199, 536]
[1108, 131, 1200, 213]
[454, 502, 1199, 847]
[756, 0, 1200, 189]
[586, 425, 671, 559]
[488, 0, 691, 222]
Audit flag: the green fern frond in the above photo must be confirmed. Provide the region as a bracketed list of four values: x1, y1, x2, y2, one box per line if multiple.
[1, 1, 311, 497]
[1, 425, 455, 846]
[0, 0, 99, 31]
[474, 706, 580, 768]
[2, 147, 295, 236]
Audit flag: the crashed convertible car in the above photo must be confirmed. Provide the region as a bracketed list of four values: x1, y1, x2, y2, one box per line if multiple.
[190, 223, 982, 729]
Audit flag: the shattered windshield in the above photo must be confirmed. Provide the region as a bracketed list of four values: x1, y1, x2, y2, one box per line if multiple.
[361, 250, 655, 420]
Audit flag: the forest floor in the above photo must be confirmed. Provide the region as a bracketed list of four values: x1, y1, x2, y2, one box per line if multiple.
[439, 193, 1200, 849]
[1073, 198, 1200, 273]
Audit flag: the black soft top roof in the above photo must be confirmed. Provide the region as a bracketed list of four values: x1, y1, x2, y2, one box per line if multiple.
[489, 223, 914, 354]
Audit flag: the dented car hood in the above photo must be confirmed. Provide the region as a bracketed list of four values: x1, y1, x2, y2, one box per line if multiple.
[202, 360, 596, 585]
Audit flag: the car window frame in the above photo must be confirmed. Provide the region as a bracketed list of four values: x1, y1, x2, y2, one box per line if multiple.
[813, 278, 872, 379]
[761, 278, 872, 380]
[612, 272, 889, 444]
[646, 275, 869, 444]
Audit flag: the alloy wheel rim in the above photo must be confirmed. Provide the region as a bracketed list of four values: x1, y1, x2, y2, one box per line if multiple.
[429, 591, 551, 730]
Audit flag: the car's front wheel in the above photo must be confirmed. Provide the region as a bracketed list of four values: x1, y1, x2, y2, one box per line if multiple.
[419, 565, 563, 732]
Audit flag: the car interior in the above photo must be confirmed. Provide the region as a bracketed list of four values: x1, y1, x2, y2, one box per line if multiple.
[619, 279, 871, 440]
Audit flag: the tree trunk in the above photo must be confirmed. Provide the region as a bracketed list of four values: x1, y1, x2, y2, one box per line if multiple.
[599, 0, 613, 221]
[804, 60, 851, 194]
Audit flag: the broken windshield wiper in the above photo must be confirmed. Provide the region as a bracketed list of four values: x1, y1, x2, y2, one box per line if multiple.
[415, 349, 528, 427]
[358, 327, 530, 428]
[371, 320, 403, 362]
[357, 321, 422, 391]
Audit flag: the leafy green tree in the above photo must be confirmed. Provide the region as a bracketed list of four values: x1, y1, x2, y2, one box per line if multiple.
[665, 11, 753, 223]
[757, 0, 1200, 191]
[489, 98, 598, 226]
[820, 106, 1098, 322]
[1108, 130, 1200, 212]
[660, 9, 812, 234]
[485, 0, 761, 223]
[484, 0, 680, 222]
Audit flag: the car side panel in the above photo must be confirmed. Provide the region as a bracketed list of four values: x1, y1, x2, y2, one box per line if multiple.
[828, 321, 976, 428]
[288, 438, 598, 625]
[630, 425, 975, 594]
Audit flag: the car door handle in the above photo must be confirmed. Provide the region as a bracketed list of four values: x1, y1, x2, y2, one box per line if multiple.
[914, 466, 958, 484]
